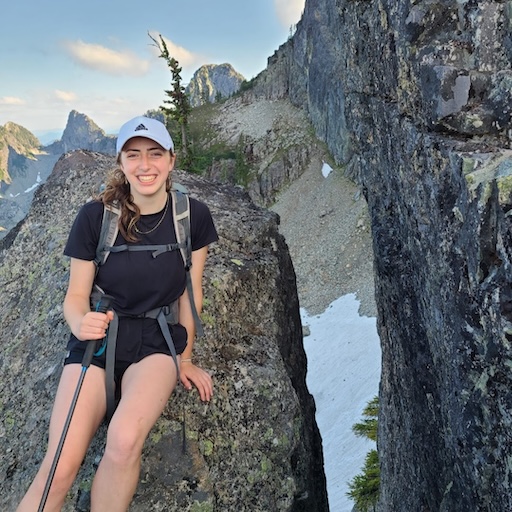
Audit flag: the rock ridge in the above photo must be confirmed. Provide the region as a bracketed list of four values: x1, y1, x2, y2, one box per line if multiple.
[0, 150, 328, 511]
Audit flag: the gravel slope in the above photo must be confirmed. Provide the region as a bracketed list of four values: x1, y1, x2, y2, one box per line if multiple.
[271, 159, 377, 318]
[207, 95, 377, 317]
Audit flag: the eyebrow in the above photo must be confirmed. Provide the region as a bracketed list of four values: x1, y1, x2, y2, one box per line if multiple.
[124, 146, 164, 152]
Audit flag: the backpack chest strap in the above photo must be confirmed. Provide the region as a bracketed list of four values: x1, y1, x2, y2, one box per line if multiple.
[116, 301, 179, 325]
[105, 242, 183, 258]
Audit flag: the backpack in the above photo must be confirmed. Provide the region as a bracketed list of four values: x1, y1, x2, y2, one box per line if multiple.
[91, 185, 203, 420]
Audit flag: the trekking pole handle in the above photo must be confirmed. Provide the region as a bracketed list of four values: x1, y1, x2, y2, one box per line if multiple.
[82, 294, 114, 368]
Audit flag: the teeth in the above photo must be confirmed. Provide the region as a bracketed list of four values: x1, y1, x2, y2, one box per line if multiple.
[138, 175, 156, 183]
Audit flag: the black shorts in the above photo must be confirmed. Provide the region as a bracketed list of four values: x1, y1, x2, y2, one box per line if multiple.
[64, 317, 187, 385]
[64, 347, 132, 389]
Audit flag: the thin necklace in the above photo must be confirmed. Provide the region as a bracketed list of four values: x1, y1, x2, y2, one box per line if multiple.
[134, 196, 169, 235]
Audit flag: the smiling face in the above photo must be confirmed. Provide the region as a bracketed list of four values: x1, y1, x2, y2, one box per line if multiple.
[119, 136, 176, 206]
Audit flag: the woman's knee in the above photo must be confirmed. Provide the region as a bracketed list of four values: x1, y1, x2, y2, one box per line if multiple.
[103, 422, 145, 466]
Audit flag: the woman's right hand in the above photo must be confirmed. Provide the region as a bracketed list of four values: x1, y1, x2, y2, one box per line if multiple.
[76, 310, 114, 341]
[64, 258, 113, 341]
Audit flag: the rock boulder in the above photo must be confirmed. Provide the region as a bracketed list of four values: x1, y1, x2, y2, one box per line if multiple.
[0, 150, 328, 511]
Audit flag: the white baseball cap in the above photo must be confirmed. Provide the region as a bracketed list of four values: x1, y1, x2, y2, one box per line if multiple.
[116, 116, 174, 154]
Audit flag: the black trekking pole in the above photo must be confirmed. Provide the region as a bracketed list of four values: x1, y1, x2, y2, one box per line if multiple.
[38, 294, 114, 512]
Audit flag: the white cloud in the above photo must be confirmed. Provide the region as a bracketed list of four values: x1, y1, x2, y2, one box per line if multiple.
[0, 96, 25, 106]
[274, 0, 305, 27]
[148, 32, 204, 70]
[54, 90, 77, 103]
[63, 40, 150, 76]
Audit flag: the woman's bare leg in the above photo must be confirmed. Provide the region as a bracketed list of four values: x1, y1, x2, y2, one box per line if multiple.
[91, 354, 177, 512]
[17, 364, 107, 512]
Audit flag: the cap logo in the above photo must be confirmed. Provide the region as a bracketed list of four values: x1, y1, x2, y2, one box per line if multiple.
[134, 123, 148, 131]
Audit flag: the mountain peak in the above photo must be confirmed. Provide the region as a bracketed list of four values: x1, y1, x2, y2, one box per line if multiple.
[61, 111, 105, 145]
[1, 122, 41, 152]
[186, 63, 245, 107]
[45, 110, 115, 155]
[0, 121, 42, 186]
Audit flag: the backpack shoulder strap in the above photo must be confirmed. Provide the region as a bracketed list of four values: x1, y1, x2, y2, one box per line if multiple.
[94, 201, 121, 269]
[171, 186, 204, 337]
[171, 187, 191, 269]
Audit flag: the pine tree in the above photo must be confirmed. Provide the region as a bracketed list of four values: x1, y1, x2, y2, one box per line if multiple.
[347, 396, 380, 511]
[149, 33, 192, 168]
[352, 395, 378, 441]
[347, 450, 380, 512]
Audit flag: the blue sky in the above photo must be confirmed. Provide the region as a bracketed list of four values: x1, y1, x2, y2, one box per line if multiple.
[1, 0, 305, 138]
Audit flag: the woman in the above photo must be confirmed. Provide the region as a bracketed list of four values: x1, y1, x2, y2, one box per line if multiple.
[17, 116, 218, 511]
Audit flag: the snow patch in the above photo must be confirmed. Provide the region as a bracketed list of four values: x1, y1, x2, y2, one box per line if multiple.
[321, 161, 333, 178]
[302, 294, 381, 511]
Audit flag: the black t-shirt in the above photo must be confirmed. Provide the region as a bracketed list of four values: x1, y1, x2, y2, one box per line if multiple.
[64, 194, 218, 356]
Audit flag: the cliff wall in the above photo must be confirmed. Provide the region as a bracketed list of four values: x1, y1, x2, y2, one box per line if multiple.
[255, 0, 512, 509]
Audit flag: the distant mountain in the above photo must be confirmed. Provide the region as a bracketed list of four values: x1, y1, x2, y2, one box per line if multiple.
[0, 111, 116, 239]
[34, 130, 63, 145]
[45, 110, 116, 155]
[186, 63, 245, 107]
[0, 122, 42, 186]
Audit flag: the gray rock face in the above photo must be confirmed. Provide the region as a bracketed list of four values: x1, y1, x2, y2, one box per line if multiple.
[0, 150, 328, 511]
[252, 0, 512, 510]
[0, 122, 61, 239]
[203, 97, 322, 207]
[186, 63, 245, 107]
[0, 152, 60, 240]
